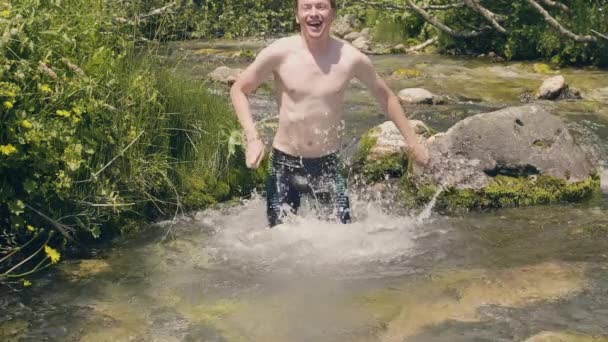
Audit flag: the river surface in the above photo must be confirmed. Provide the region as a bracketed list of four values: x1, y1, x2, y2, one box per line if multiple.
[2, 40, 608, 342]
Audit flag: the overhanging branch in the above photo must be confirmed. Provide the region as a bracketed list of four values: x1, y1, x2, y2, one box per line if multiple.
[463, 0, 507, 34]
[525, 0, 597, 42]
[591, 30, 608, 41]
[405, 0, 490, 38]
[538, 0, 571, 13]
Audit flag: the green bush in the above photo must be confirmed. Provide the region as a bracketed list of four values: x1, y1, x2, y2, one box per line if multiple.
[0, 0, 261, 282]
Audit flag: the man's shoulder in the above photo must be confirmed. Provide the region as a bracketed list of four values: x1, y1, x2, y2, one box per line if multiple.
[263, 35, 300, 53]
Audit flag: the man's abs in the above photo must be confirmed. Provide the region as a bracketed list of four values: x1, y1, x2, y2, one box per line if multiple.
[272, 108, 345, 158]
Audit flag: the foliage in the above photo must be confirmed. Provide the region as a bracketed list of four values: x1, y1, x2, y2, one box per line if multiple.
[425, 0, 608, 66]
[133, 0, 296, 40]
[0, 0, 261, 283]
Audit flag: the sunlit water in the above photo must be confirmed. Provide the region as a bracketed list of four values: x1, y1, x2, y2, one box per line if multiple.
[2, 194, 608, 341]
[2, 42, 608, 341]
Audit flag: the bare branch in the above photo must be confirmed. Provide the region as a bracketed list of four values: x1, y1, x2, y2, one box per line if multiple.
[359, 0, 466, 12]
[591, 30, 608, 41]
[422, 3, 466, 10]
[525, 0, 597, 42]
[140, 3, 176, 19]
[405, 0, 490, 38]
[92, 130, 145, 179]
[24, 204, 77, 244]
[358, 0, 407, 11]
[406, 36, 439, 52]
[463, 0, 507, 34]
[538, 0, 571, 13]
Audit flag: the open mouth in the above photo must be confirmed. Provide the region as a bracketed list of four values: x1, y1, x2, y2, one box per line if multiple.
[306, 21, 323, 30]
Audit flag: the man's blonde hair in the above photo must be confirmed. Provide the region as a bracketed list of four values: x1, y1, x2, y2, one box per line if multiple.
[293, 0, 337, 10]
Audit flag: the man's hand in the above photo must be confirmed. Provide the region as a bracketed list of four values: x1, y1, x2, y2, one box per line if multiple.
[408, 143, 430, 167]
[245, 138, 265, 169]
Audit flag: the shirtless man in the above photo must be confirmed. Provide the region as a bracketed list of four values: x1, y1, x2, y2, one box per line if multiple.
[231, 0, 429, 227]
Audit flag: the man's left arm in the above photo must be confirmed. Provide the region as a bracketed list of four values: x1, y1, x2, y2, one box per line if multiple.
[354, 54, 429, 165]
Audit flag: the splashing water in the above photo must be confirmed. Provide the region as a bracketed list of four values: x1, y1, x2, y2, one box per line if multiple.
[196, 194, 433, 276]
[416, 186, 444, 223]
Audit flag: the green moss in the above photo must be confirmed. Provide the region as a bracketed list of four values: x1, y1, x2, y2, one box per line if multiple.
[352, 131, 408, 182]
[391, 68, 423, 79]
[400, 174, 599, 211]
[532, 63, 554, 74]
[532, 139, 552, 148]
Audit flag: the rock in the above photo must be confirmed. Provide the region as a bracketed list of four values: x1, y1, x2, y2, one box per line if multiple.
[354, 120, 430, 181]
[601, 167, 608, 194]
[351, 36, 370, 52]
[60, 259, 111, 280]
[360, 28, 371, 38]
[207, 66, 243, 85]
[331, 14, 358, 37]
[391, 68, 423, 79]
[537, 75, 567, 100]
[393, 44, 406, 53]
[397, 88, 436, 104]
[343, 31, 361, 42]
[421, 105, 594, 190]
[367, 120, 430, 159]
[524, 331, 601, 342]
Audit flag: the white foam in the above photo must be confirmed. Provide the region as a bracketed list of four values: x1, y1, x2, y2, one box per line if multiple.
[199, 195, 432, 272]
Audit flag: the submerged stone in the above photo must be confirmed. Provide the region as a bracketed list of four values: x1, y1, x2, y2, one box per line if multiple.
[207, 66, 243, 85]
[355, 262, 588, 342]
[524, 331, 608, 342]
[397, 88, 438, 104]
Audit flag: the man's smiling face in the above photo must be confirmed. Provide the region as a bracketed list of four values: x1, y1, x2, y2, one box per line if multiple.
[295, 0, 335, 40]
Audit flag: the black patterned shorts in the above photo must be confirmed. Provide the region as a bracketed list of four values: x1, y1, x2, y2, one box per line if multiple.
[266, 148, 351, 227]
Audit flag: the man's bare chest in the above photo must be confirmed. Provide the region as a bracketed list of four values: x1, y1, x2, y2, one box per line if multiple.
[275, 58, 353, 98]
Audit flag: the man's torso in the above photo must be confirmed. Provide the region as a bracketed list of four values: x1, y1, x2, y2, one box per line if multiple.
[271, 36, 359, 158]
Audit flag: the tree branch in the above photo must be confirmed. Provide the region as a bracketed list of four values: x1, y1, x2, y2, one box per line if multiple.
[525, 0, 597, 42]
[538, 0, 571, 13]
[406, 36, 439, 52]
[463, 0, 507, 34]
[422, 3, 466, 10]
[24, 204, 77, 244]
[591, 30, 608, 41]
[359, 0, 407, 11]
[405, 0, 490, 38]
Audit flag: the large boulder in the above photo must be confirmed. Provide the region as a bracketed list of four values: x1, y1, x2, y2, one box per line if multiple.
[331, 14, 358, 38]
[354, 105, 599, 210]
[351, 36, 370, 52]
[343, 31, 362, 42]
[207, 66, 242, 85]
[420, 105, 594, 189]
[536, 75, 567, 100]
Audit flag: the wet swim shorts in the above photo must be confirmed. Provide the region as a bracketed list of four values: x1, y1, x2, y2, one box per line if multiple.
[266, 148, 351, 227]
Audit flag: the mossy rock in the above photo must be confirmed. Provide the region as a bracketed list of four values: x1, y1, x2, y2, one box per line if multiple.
[401, 174, 600, 211]
[391, 68, 423, 79]
[352, 130, 408, 182]
[533, 63, 555, 74]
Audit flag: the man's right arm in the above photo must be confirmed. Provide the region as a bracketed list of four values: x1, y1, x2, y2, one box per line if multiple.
[230, 43, 283, 168]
